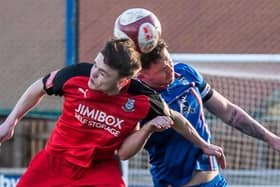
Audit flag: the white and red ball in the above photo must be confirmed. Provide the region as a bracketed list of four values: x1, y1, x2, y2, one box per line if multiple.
[114, 8, 162, 53]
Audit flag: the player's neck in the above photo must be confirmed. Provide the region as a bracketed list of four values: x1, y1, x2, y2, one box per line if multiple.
[104, 81, 130, 96]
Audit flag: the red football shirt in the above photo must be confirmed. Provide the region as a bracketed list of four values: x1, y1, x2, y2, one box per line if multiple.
[42, 63, 166, 167]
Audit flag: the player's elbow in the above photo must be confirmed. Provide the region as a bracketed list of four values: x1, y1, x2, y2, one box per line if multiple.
[118, 153, 129, 161]
[116, 150, 133, 161]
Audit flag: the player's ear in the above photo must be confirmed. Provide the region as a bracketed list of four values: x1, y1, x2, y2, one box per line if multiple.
[136, 72, 145, 79]
[118, 78, 130, 90]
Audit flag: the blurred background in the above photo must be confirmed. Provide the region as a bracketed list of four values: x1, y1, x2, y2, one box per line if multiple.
[0, 0, 280, 186]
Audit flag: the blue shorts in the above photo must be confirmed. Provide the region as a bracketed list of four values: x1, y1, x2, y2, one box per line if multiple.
[188, 174, 228, 187]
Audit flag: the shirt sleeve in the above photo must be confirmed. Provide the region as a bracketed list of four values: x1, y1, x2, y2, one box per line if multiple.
[174, 63, 213, 102]
[42, 69, 63, 96]
[129, 80, 171, 125]
[42, 63, 92, 96]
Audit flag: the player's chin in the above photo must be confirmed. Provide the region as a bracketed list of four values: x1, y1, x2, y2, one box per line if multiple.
[88, 80, 95, 90]
[158, 83, 169, 90]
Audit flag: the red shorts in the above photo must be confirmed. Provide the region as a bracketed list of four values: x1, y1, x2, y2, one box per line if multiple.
[17, 150, 125, 187]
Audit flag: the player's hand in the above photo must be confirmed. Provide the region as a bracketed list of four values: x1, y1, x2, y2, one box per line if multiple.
[202, 143, 226, 169]
[0, 121, 16, 144]
[146, 116, 174, 132]
[270, 135, 280, 152]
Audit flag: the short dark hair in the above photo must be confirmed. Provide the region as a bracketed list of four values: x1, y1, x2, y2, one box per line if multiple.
[101, 38, 141, 78]
[140, 39, 168, 69]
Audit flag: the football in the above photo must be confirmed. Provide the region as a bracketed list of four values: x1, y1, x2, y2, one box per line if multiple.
[114, 8, 162, 54]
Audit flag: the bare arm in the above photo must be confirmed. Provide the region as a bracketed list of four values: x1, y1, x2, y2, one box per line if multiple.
[118, 110, 226, 169]
[0, 78, 45, 143]
[170, 110, 226, 168]
[205, 89, 280, 151]
[117, 116, 173, 160]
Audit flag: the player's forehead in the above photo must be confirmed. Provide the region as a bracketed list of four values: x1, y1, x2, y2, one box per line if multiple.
[161, 48, 171, 61]
[154, 48, 171, 66]
[94, 52, 104, 64]
[94, 53, 116, 75]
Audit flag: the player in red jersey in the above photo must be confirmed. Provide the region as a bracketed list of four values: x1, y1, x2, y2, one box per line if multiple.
[0, 38, 224, 187]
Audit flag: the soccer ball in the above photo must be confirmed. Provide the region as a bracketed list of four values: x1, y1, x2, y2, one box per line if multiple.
[114, 8, 162, 54]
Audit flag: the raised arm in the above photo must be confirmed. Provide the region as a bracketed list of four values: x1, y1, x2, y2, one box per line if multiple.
[117, 110, 226, 169]
[205, 89, 280, 152]
[0, 78, 45, 143]
[170, 109, 226, 169]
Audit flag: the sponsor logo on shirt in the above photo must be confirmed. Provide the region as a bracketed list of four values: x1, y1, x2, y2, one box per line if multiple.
[74, 104, 124, 137]
[179, 95, 196, 114]
[78, 87, 88, 98]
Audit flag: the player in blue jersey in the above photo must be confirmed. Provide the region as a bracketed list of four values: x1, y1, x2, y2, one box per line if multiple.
[117, 39, 280, 187]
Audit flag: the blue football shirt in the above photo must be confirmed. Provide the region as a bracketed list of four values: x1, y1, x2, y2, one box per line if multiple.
[143, 63, 219, 187]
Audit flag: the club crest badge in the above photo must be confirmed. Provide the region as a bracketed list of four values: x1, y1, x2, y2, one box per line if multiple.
[122, 98, 135, 112]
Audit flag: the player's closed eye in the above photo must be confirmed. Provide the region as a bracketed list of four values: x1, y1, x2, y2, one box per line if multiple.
[92, 64, 106, 77]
